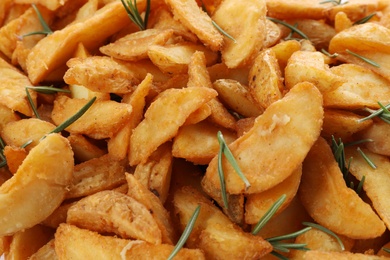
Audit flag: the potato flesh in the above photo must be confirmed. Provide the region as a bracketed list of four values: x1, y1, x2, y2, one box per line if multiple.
[0, 134, 74, 236]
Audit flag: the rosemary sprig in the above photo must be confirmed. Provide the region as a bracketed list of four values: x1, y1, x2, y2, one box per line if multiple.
[382, 247, 390, 253]
[302, 222, 345, 251]
[46, 96, 96, 136]
[26, 88, 40, 119]
[0, 138, 6, 168]
[319, 0, 349, 5]
[357, 147, 376, 169]
[26, 86, 71, 94]
[252, 194, 286, 235]
[22, 4, 53, 38]
[354, 13, 376, 25]
[358, 102, 390, 124]
[267, 17, 309, 40]
[167, 205, 200, 260]
[355, 175, 365, 195]
[321, 48, 339, 58]
[120, 0, 150, 31]
[201, 2, 236, 43]
[217, 131, 250, 209]
[346, 49, 380, 68]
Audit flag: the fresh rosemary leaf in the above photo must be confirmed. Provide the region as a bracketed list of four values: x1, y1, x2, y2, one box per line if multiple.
[217, 131, 229, 209]
[319, 0, 348, 5]
[20, 140, 33, 149]
[303, 222, 345, 251]
[167, 205, 200, 260]
[357, 147, 377, 169]
[252, 194, 287, 235]
[121, 0, 150, 31]
[22, 4, 53, 38]
[211, 20, 237, 43]
[0, 137, 6, 168]
[48, 96, 96, 135]
[382, 247, 390, 253]
[321, 48, 339, 58]
[358, 102, 390, 123]
[346, 49, 380, 68]
[354, 13, 376, 25]
[272, 242, 310, 251]
[345, 139, 373, 147]
[26, 86, 71, 94]
[217, 131, 250, 190]
[266, 227, 312, 243]
[355, 175, 365, 195]
[26, 88, 40, 119]
[267, 17, 309, 40]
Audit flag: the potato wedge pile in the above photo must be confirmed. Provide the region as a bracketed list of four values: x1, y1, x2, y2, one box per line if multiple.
[1, 0, 390, 259]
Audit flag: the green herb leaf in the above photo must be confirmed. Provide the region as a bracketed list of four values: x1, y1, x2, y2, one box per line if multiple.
[267, 17, 309, 40]
[354, 13, 376, 25]
[121, 0, 150, 31]
[267, 227, 312, 243]
[346, 49, 380, 68]
[357, 147, 377, 169]
[22, 4, 53, 38]
[217, 131, 250, 192]
[321, 48, 339, 58]
[0, 137, 7, 168]
[20, 140, 33, 149]
[46, 96, 96, 137]
[167, 205, 200, 260]
[303, 222, 345, 251]
[217, 131, 229, 209]
[252, 194, 287, 235]
[26, 86, 71, 94]
[382, 247, 390, 253]
[319, 0, 349, 5]
[355, 175, 365, 195]
[26, 87, 40, 119]
[358, 102, 390, 124]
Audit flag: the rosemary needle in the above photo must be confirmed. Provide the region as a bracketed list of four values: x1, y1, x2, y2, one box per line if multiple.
[267, 17, 309, 40]
[121, 0, 150, 30]
[167, 205, 200, 260]
[252, 194, 286, 235]
[303, 222, 345, 251]
[346, 49, 380, 68]
[26, 88, 40, 119]
[357, 147, 377, 169]
[22, 4, 53, 37]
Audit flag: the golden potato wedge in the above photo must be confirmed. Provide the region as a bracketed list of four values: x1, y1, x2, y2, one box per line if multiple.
[6, 224, 54, 260]
[266, 0, 328, 20]
[345, 147, 390, 231]
[212, 0, 267, 68]
[42, 201, 76, 229]
[0, 57, 36, 117]
[148, 42, 218, 74]
[133, 142, 173, 204]
[0, 6, 54, 59]
[26, 1, 134, 84]
[323, 0, 379, 22]
[299, 137, 386, 239]
[212, 79, 263, 118]
[244, 165, 302, 225]
[3, 146, 27, 174]
[0, 133, 74, 236]
[361, 121, 390, 157]
[172, 120, 236, 165]
[285, 51, 346, 92]
[129, 87, 217, 165]
[51, 95, 132, 139]
[248, 48, 284, 109]
[264, 19, 282, 48]
[108, 74, 152, 160]
[14, 0, 68, 11]
[208, 62, 250, 86]
[270, 39, 301, 73]
[100, 29, 174, 61]
[55, 223, 205, 260]
[173, 186, 273, 259]
[0, 0, 12, 27]
[164, 0, 223, 51]
[0, 103, 20, 132]
[67, 134, 107, 163]
[334, 11, 353, 33]
[321, 109, 373, 141]
[184, 104, 212, 126]
[303, 250, 390, 260]
[29, 239, 57, 260]
[290, 228, 355, 259]
[64, 56, 140, 93]
[202, 81, 323, 195]
[66, 154, 126, 199]
[324, 64, 390, 110]
[1, 118, 56, 152]
[67, 190, 162, 244]
[329, 23, 390, 82]
[126, 173, 176, 245]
